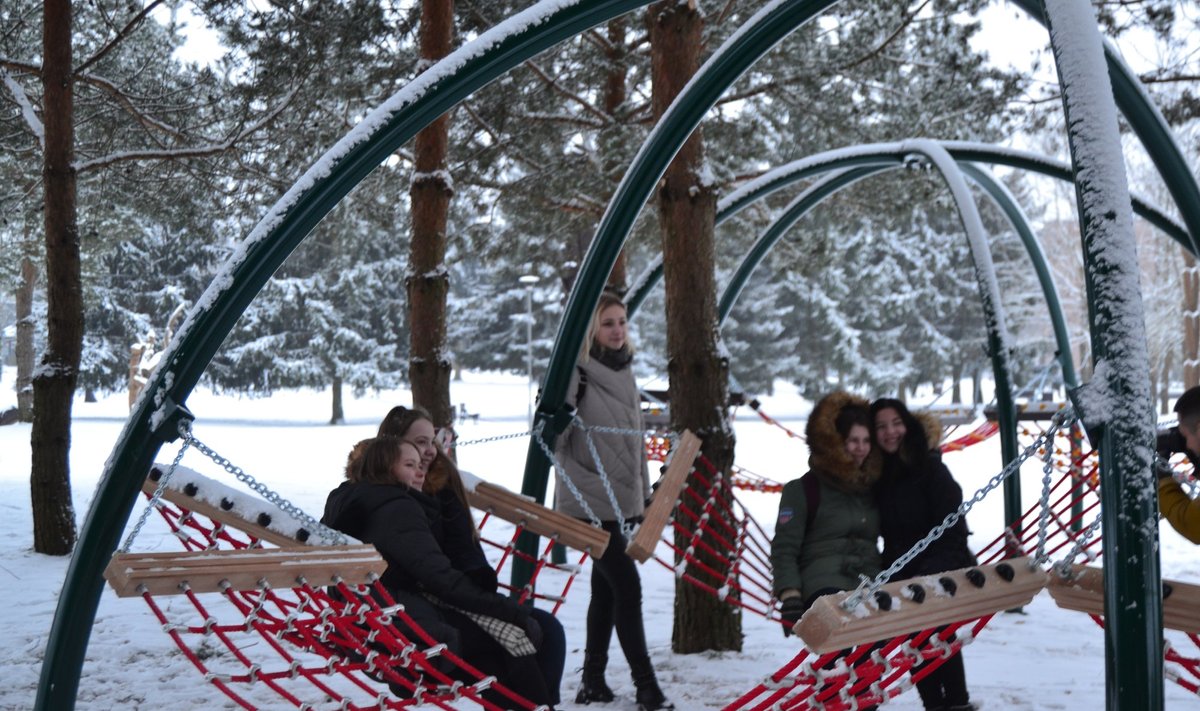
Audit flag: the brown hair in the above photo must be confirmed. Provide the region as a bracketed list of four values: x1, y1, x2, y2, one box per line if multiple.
[372, 405, 477, 537]
[345, 437, 416, 485]
[583, 289, 634, 360]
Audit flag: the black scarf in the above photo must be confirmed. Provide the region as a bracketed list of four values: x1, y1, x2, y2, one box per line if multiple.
[589, 343, 633, 371]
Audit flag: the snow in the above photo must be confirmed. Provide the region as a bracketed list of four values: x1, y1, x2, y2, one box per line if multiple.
[2, 368, 1198, 709]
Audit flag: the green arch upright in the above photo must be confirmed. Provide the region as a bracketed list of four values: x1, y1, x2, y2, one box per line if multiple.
[38, 0, 1192, 706]
[35, 1, 656, 707]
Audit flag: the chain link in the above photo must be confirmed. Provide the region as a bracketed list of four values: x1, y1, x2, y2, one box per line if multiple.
[532, 420, 607, 531]
[453, 429, 532, 448]
[577, 416, 632, 538]
[186, 432, 349, 546]
[843, 408, 1073, 611]
[1034, 417, 1068, 564]
[120, 419, 194, 552]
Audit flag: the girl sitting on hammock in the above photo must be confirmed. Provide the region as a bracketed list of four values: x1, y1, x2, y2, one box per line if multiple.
[323, 436, 557, 710]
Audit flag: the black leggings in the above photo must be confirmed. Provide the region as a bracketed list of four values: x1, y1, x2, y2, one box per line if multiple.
[584, 520, 652, 669]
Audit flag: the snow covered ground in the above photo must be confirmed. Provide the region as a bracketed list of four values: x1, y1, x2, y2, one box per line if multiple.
[1, 367, 1197, 709]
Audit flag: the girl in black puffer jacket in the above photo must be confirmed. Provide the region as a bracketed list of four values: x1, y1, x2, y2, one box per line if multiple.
[870, 398, 977, 711]
[323, 436, 555, 710]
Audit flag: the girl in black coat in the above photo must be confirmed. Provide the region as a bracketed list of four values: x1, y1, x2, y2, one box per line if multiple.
[323, 436, 556, 710]
[375, 404, 565, 705]
[870, 398, 977, 711]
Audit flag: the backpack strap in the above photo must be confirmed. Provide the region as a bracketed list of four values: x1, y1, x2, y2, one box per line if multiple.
[801, 471, 820, 534]
[574, 365, 588, 407]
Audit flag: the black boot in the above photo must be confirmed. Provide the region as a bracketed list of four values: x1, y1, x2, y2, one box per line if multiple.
[575, 652, 615, 704]
[630, 658, 673, 711]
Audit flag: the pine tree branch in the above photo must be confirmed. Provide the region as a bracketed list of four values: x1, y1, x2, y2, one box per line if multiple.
[74, 87, 298, 173]
[1, 66, 44, 152]
[1139, 73, 1200, 84]
[521, 59, 614, 126]
[75, 0, 167, 77]
[0, 56, 190, 140]
[838, 0, 932, 72]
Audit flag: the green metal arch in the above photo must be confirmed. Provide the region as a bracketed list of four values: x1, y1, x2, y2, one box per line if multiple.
[36, 1, 656, 707]
[39, 0, 1193, 705]
[627, 141, 1190, 319]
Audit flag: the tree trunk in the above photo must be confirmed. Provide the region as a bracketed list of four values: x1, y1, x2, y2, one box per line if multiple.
[648, 0, 740, 654]
[603, 17, 629, 292]
[1160, 350, 1172, 415]
[31, 0, 79, 556]
[330, 374, 345, 425]
[407, 0, 455, 430]
[1184, 251, 1199, 389]
[951, 361, 963, 404]
[16, 256, 36, 422]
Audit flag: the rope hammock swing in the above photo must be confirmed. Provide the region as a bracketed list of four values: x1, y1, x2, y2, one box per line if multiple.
[99, 401, 1200, 709]
[702, 408, 1200, 709]
[102, 414, 705, 710]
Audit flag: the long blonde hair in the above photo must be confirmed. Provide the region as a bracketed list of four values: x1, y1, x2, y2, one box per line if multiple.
[582, 290, 634, 361]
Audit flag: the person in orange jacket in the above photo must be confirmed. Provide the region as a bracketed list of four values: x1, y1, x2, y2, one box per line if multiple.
[1156, 386, 1200, 544]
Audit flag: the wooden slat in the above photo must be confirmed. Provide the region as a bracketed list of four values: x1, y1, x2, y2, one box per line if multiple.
[141, 477, 307, 548]
[468, 482, 610, 555]
[1047, 564, 1200, 633]
[795, 557, 1047, 653]
[627, 430, 703, 562]
[104, 544, 385, 597]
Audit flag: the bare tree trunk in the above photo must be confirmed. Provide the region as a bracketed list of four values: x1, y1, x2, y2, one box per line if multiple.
[648, 0, 740, 654]
[408, 0, 455, 429]
[1184, 251, 1199, 389]
[330, 374, 345, 425]
[16, 256, 36, 422]
[604, 17, 629, 292]
[31, 0, 79, 555]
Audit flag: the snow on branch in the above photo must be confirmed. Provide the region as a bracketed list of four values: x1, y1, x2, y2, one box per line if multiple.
[74, 0, 168, 77]
[1, 66, 44, 151]
[74, 87, 299, 173]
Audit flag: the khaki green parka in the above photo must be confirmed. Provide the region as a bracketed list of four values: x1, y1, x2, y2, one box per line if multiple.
[771, 391, 883, 603]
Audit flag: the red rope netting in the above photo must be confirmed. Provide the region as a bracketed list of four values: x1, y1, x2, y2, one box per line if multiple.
[637, 419, 1200, 709]
[133, 475, 585, 709]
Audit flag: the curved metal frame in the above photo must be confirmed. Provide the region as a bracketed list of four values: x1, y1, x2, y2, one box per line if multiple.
[38, 0, 1191, 706]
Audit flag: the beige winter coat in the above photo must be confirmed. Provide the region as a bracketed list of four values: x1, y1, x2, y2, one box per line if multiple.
[553, 356, 651, 522]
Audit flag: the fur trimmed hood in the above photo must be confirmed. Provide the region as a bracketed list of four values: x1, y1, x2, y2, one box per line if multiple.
[805, 391, 882, 494]
[912, 410, 944, 455]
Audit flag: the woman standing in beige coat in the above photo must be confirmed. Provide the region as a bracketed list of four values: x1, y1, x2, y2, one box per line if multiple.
[554, 291, 671, 711]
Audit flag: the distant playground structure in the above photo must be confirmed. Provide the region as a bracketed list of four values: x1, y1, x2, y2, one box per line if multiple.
[36, 0, 1200, 709]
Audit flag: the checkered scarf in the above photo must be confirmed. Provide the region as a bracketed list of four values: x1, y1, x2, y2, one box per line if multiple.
[425, 594, 537, 657]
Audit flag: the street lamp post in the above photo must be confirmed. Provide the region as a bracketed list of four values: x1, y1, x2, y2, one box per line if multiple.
[519, 275, 539, 425]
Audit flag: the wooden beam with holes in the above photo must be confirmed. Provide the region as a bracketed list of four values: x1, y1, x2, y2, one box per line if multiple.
[1047, 564, 1200, 634]
[795, 557, 1048, 653]
[141, 477, 308, 548]
[104, 544, 385, 597]
[627, 430, 703, 563]
[468, 482, 610, 555]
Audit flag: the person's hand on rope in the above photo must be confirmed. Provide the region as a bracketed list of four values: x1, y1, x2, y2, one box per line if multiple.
[778, 594, 806, 638]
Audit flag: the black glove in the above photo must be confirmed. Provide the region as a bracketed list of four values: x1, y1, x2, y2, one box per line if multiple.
[1156, 428, 1187, 478]
[466, 566, 499, 594]
[519, 614, 543, 650]
[779, 597, 806, 638]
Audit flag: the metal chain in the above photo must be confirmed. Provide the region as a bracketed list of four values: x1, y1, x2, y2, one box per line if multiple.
[453, 430, 532, 448]
[120, 419, 194, 553]
[1051, 511, 1104, 577]
[577, 416, 632, 538]
[843, 408, 1073, 610]
[1034, 416, 1069, 564]
[186, 432, 349, 546]
[532, 419, 607, 530]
